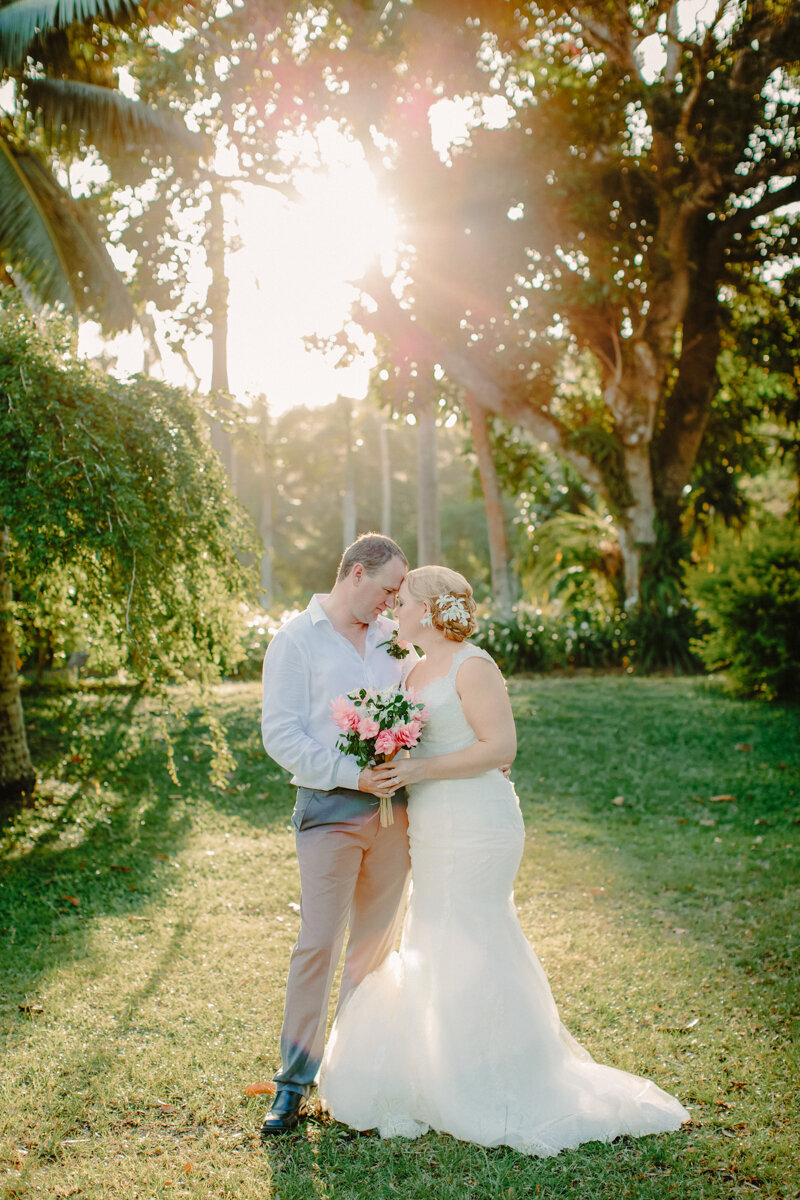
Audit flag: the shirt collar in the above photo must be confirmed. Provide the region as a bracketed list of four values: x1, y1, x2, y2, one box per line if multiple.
[308, 594, 331, 625]
[308, 594, 393, 642]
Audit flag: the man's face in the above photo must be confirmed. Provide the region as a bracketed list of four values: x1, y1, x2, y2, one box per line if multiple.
[351, 556, 407, 623]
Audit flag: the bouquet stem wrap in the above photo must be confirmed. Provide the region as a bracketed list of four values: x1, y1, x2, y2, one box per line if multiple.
[375, 750, 398, 826]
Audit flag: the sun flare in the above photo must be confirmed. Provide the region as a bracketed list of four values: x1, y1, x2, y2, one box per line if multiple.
[225, 125, 399, 413]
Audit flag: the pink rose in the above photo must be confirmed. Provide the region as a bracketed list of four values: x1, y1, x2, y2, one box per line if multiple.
[374, 729, 396, 756]
[357, 715, 381, 739]
[330, 695, 359, 731]
[393, 721, 420, 747]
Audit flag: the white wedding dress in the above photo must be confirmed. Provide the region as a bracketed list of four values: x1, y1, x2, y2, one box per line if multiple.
[319, 644, 689, 1155]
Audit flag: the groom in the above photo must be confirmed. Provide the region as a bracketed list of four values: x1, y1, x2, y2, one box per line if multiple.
[260, 532, 415, 1135]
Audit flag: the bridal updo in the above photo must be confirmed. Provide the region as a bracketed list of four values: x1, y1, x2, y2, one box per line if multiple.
[406, 566, 478, 642]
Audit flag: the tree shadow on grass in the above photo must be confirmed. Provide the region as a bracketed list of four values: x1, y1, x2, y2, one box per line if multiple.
[0, 683, 292, 1018]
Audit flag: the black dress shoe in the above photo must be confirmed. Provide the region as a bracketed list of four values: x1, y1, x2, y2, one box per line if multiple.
[260, 1088, 308, 1137]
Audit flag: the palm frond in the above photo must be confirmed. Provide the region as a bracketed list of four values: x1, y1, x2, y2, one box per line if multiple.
[0, 123, 133, 326]
[523, 507, 620, 598]
[23, 77, 202, 155]
[0, 0, 137, 69]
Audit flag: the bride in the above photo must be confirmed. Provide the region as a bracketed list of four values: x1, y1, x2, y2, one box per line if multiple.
[318, 565, 689, 1156]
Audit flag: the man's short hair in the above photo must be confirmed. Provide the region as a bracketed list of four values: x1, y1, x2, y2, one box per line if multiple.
[337, 533, 408, 582]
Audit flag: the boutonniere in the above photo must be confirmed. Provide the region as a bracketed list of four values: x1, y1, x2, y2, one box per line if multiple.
[378, 630, 410, 659]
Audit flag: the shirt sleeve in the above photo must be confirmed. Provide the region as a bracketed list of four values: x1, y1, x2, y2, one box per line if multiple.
[261, 630, 361, 791]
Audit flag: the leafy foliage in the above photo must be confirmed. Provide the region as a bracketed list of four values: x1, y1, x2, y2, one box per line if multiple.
[0, 0, 138, 68]
[0, 293, 256, 690]
[689, 519, 800, 701]
[626, 522, 704, 675]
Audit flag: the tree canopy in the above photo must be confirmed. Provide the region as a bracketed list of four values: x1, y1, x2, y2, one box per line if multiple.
[217, 1, 798, 608]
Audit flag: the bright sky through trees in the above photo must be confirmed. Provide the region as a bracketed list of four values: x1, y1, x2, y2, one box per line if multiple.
[79, 0, 782, 415]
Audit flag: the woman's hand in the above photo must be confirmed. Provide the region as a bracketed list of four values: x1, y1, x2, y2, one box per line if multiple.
[371, 757, 428, 792]
[358, 765, 400, 796]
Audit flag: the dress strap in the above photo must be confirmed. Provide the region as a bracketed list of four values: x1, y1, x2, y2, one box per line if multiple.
[446, 642, 496, 679]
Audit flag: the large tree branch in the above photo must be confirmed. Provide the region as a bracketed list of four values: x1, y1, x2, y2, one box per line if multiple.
[725, 154, 800, 197]
[443, 344, 612, 501]
[568, 6, 638, 72]
[719, 176, 800, 241]
[360, 271, 613, 501]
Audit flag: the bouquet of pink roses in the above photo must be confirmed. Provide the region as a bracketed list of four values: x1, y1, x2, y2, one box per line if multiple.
[330, 685, 428, 826]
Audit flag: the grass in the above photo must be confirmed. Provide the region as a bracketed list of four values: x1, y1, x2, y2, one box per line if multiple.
[0, 675, 798, 1200]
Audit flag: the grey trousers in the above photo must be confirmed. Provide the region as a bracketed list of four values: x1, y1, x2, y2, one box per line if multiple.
[273, 788, 411, 1096]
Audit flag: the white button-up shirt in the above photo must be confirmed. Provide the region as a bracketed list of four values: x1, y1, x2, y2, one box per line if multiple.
[261, 594, 417, 791]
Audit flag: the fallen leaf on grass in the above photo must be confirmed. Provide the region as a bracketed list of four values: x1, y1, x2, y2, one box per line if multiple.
[18, 1003, 44, 1014]
[183, 1162, 194, 1174]
[243, 1081, 276, 1096]
[62, 895, 80, 907]
[110, 864, 131, 873]
[708, 794, 736, 803]
[155, 1100, 177, 1113]
[734, 744, 752, 752]
[699, 818, 716, 827]
[610, 796, 625, 806]
[153, 853, 170, 861]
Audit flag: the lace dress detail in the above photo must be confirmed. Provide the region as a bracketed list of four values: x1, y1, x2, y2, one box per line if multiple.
[318, 644, 688, 1155]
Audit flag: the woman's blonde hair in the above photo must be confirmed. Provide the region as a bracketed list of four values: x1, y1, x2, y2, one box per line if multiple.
[406, 566, 478, 642]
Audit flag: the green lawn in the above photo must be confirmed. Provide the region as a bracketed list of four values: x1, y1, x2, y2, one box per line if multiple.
[1, 676, 798, 1200]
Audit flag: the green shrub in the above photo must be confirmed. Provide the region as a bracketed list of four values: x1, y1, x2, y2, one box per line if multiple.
[689, 519, 800, 700]
[475, 603, 627, 674]
[475, 606, 560, 674]
[225, 606, 304, 681]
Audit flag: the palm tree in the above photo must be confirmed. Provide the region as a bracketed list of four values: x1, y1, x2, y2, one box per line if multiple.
[0, 0, 197, 326]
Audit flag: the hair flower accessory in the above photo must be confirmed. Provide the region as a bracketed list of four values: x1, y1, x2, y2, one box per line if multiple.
[435, 592, 470, 624]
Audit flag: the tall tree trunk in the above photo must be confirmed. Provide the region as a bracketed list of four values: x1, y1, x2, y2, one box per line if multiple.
[207, 182, 232, 474]
[258, 403, 274, 608]
[341, 398, 356, 549]
[0, 528, 35, 810]
[416, 389, 440, 566]
[208, 184, 230, 394]
[464, 393, 514, 617]
[377, 415, 392, 536]
[654, 289, 723, 531]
